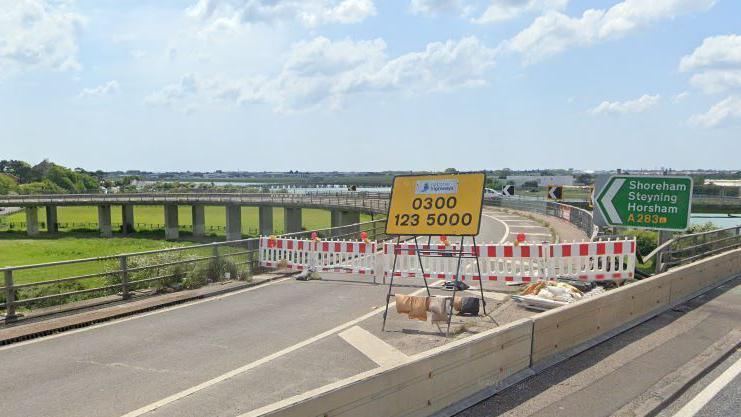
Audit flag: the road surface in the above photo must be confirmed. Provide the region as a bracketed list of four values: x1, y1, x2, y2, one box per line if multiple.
[456, 277, 741, 417]
[0, 209, 568, 417]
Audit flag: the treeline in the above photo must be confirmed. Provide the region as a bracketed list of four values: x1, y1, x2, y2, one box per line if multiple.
[0, 160, 100, 195]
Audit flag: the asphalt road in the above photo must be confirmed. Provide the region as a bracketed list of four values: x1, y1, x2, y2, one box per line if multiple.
[456, 277, 741, 417]
[0, 208, 549, 417]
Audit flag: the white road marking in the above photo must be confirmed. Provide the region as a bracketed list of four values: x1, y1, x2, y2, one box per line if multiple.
[482, 214, 510, 244]
[118, 281, 442, 417]
[507, 225, 549, 229]
[0, 277, 294, 352]
[510, 232, 551, 237]
[671, 355, 741, 417]
[339, 326, 408, 367]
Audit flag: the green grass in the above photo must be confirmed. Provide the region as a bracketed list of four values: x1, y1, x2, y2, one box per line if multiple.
[0, 237, 188, 268]
[0, 236, 189, 285]
[2, 206, 372, 236]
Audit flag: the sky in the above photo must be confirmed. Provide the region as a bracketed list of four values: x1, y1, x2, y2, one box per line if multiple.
[1, 0, 740, 172]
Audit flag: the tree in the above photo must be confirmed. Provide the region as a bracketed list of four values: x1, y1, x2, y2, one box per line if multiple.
[444, 168, 458, 173]
[0, 173, 17, 194]
[523, 180, 539, 188]
[0, 160, 34, 183]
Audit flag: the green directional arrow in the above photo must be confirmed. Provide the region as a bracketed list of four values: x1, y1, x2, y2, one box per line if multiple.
[596, 175, 693, 231]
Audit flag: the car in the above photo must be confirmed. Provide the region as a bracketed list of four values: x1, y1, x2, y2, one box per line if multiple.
[484, 188, 504, 198]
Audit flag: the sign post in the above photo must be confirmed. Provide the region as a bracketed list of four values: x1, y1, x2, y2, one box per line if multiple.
[382, 172, 486, 337]
[596, 175, 693, 231]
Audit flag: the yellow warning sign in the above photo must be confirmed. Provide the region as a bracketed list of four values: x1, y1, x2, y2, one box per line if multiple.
[385, 172, 485, 236]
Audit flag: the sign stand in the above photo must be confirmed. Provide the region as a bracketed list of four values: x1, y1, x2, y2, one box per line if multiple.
[381, 235, 487, 337]
[381, 172, 487, 337]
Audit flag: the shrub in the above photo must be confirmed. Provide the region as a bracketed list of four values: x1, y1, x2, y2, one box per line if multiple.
[685, 222, 717, 234]
[628, 229, 658, 256]
[183, 264, 209, 289]
[17, 281, 88, 309]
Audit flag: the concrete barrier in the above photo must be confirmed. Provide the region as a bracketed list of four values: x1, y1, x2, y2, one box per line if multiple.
[241, 319, 533, 417]
[531, 247, 741, 369]
[242, 248, 740, 417]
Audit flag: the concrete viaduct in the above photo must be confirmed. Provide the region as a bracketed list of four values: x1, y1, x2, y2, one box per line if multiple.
[0, 192, 389, 240]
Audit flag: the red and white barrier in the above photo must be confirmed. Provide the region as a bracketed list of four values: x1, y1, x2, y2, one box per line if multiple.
[260, 237, 636, 284]
[382, 239, 636, 284]
[259, 237, 377, 274]
[548, 240, 636, 281]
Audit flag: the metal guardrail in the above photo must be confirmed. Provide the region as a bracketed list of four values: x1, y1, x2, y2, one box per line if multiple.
[634, 225, 741, 274]
[485, 196, 598, 239]
[0, 219, 387, 321]
[660, 226, 741, 272]
[0, 192, 391, 214]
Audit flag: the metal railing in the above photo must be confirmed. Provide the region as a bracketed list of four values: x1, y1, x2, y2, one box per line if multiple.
[485, 196, 598, 239]
[660, 226, 741, 272]
[633, 225, 741, 274]
[0, 192, 391, 214]
[0, 219, 387, 322]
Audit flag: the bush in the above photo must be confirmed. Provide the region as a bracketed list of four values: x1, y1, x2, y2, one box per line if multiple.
[628, 229, 658, 256]
[17, 281, 88, 309]
[685, 222, 718, 234]
[183, 264, 209, 289]
[104, 252, 195, 293]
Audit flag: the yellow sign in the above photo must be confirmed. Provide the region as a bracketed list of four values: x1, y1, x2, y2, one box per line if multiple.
[385, 173, 485, 236]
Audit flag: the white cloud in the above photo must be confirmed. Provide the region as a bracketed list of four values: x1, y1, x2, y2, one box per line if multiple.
[409, 1, 567, 22]
[0, 0, 85, 76]
[679, 34, 741, 94]
[409, 0, 471, 16]
[474, 0, 568, 24]
[506, 0, 715, 63]
[590, 94, 660, 115]
[186, 0, 376, 29]
[78, 80, 120, 98]
[673, 91, 689, 102]
[146, 36, 497, 112]
[679, 34, 741, 71]
[689, 96, 741, 127]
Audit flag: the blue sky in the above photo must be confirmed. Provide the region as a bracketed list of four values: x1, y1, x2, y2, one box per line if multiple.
[1, 0, 740, 172]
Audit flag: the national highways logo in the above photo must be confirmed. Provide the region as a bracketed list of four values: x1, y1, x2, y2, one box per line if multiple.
[415, 179, 458, 195]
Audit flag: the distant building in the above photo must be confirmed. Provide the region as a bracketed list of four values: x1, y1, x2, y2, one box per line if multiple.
[506, 175, 575, 187]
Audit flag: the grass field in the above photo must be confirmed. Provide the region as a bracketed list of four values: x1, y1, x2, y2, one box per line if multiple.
[0, 236, 188, 269]
[0, 207, 374, 284]
[1, 206, 372, 236]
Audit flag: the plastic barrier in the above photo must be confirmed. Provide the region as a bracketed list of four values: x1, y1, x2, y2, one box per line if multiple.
[260, 238, 636, 283]
[548, 240, 636, 281]
[382, 242, 548, 283]
[382, 240, 636, 284]
[259, 237, 377, 274]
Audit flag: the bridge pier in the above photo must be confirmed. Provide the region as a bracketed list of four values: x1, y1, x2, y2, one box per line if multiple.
[98, 205, 112, 237]
[164, 204, 179, 240]
[225, 205, 241, 241]
[122, 205, 135, 234]
[284, 208, 302, 234]
[46, 205, 58, 234]
[192, 205, 205, 237]
[259, 206, 273, 236]
[330, 210, 360, 236]
[26, 207, 39, 236]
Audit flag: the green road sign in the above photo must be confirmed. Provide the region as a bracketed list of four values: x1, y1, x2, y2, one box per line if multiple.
[596, 175, 693, 231]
